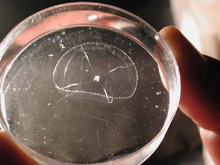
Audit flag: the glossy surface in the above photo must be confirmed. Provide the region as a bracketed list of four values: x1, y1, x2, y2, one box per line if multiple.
[1, 26, 168, 163]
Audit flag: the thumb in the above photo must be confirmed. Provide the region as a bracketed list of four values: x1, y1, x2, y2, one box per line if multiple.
[159, 26, 220, 165]
[159, 26, 220, 130]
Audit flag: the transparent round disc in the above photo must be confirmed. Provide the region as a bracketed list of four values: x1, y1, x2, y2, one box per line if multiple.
[0, 3, 180, 165]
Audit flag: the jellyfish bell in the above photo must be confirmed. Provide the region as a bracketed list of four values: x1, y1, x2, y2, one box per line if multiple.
[53, 42, 138, 104]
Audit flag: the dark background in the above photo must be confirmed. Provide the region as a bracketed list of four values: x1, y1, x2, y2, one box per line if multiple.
[0, 0, 173, 41]
[0, 0, 203, 164]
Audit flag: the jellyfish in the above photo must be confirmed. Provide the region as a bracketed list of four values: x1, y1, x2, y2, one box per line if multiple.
[53, 42, 138, 104]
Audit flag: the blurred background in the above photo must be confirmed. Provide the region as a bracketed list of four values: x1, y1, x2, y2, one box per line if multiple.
[0, 0, 203, 164]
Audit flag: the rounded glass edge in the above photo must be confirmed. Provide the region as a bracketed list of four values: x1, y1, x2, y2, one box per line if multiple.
[0, 2, 181, 165]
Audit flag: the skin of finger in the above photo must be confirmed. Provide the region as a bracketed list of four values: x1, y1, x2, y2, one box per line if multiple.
[0, 131, 38, 165]
[159, 26, 220, 130]
[200, 128, 220, 165]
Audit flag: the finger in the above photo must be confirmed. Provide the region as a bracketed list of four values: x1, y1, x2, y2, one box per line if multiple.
[200, 128, 220, 164]
[159, 26, 220, 130]
[0, 131, 38, 165]
[159, 26, 220, 164]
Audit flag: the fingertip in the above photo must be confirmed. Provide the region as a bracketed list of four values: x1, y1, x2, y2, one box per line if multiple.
[160, 26, 220, 130]
[159, 26, 180, 39]
[159, 26, 203, 65]
[159, 26, 185, 67]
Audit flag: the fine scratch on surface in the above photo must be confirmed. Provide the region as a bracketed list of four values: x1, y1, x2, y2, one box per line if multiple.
[47, 110, 118, 128]
[81, 112, 118, 128]
[120, 114, 136, 121]
[139, 65, 148, 73]
[4, 83, 10, 94]
[97, 128, 101, 150]
[55, 92, 75, 104]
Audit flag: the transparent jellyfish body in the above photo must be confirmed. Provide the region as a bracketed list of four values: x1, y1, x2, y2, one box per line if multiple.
[53, 42, 138, 104]
[1, 26, 169, 164]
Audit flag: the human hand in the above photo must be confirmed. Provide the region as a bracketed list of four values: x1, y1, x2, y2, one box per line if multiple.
[160, 26, 220, 165]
